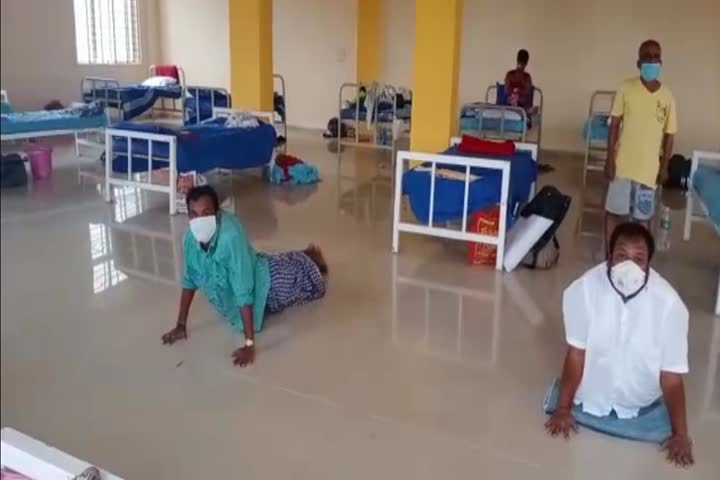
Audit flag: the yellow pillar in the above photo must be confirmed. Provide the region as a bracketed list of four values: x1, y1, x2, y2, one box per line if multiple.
[356, 0, 381, 83]
[410, 0, 463, 151]
[228, 0, 274, 111]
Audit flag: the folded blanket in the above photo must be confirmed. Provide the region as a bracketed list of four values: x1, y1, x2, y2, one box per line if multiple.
[458, 135, 516, 156]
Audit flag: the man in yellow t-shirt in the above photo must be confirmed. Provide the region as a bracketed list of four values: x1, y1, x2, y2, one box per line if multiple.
[605, 39, 678, 247]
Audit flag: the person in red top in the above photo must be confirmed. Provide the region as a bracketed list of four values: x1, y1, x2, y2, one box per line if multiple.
[504, 49, 534, 112]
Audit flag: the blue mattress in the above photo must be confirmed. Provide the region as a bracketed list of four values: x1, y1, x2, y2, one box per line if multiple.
[109, 120, 277, 174]
[184, 88, 231, 125]
[83, 85, 182, 120]
[584, 114, 610, 142]
[402, 146, 537, 226]
[1, 107, 107, 135]
[694, 165, 720, 228]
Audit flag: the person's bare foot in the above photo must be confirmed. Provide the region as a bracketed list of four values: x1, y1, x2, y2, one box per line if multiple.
[305, 244, 328, 275]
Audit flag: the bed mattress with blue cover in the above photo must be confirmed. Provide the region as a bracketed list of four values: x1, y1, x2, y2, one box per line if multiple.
[83, 85, 182, 120]
[583, 114, 610, 142]
[402, 146, 537, 226]
[1, 104, 107, 135]
[693, 165, 720, 229]
[109, 119, 277, 174]
[340, 103, 412, 122]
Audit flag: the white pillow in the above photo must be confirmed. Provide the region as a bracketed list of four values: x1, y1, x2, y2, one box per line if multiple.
[142, 76, 177, 87]
[503, 214, 554, 272]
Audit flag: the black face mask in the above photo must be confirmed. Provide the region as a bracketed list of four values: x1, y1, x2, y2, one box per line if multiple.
[606, 261, 650, 304]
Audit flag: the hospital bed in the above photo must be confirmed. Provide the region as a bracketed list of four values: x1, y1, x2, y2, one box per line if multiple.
[459, 84, 544, 151]
[1, 91, 107, 156]
[104, 108, 277, 215]
[337, 82, 412, 151]
[82, 64, 186, 122]
[582, 90, 615, 186]
[184, 74, 288, 143]
[683, 150, 720, 315]
[392, 138, 538, 271]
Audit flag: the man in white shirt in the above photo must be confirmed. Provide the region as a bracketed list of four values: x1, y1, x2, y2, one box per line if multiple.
[544, 222, 693, 467]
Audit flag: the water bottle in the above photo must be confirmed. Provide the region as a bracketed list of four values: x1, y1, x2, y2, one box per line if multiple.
[657, 205, 671, 251]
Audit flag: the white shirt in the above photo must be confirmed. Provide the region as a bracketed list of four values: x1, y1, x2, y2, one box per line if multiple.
[563, 263, 689, 419]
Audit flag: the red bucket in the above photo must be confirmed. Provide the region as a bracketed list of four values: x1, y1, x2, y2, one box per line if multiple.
[24, 144, 53, 180]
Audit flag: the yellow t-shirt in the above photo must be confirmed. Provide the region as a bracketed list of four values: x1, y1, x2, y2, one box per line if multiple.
[611, 77, 678, 188]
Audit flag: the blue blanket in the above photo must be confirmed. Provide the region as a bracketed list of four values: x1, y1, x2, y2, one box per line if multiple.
[84, 85, 182, 120]
[694, 165, 720, 229]
[402, 146, 536, 225]
[1, 104, 107, 135]
[109, 121, 276, 174]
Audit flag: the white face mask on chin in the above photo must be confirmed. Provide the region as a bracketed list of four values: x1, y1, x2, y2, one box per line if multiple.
[609, 260, 648, 301]
[189, 215, 217, 244]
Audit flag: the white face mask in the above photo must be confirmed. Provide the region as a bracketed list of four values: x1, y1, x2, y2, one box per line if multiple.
[609, 260, 647, 301]
[189, 215, 217, 244]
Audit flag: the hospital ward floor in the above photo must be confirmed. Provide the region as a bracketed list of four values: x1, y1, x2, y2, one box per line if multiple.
[1, 130, 719, 479]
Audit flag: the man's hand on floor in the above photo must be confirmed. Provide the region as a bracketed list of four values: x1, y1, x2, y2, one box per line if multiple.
[544, 409, 578, 439]
[161, 325, 187, 345]
[232, 345, 255, 367]
[662, 434, 694, 467]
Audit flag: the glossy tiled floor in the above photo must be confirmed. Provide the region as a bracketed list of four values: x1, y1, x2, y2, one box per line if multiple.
[1, 132, 719, 479]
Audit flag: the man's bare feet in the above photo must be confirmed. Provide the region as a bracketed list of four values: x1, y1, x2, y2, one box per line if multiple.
[305, 243, 328, 275]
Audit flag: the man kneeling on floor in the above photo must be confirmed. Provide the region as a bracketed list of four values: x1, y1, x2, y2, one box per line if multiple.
[162, 185, 327, 367]
[544, 223, 694, 467]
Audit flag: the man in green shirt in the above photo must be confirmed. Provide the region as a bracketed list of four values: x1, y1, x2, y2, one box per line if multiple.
[162, 185, 327, 367]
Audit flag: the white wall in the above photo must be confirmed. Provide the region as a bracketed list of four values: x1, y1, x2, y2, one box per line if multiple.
[380, 0, 414, 88]
[273, 0, 356, 129]
[458, 0, 720, 153]
[0, 0, 160, 110]
[156, 0, 230, 89]
[156, 0, 356, 130]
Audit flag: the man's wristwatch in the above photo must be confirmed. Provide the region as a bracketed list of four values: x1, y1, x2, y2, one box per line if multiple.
[244, 338, 255, 348]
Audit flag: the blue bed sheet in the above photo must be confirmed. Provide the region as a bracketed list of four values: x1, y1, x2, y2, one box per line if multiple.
[402, 146, 537, 226]
[1, 108, 107, 135]
[694, 165, 720, 228]
[109, 120, 277, 174]
[184, 88, 231, 125]
[83, 85, 182, 120]
[584, 114, 610, 142]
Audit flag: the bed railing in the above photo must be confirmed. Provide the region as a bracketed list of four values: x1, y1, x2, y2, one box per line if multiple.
[273, 73, 288, 142]
[392, 137, 537, 271]
[148, 65, 186, 120]
[485, 84, 543, 147]
[104, 128, 178, 215]
[337, 82, 402, 150]
[683, 150, 720, 315]
[185, 86, 231, 125]
[582, 89, 616, 186]
[461, 102, 529, 142]
[82, 77, 123, 121]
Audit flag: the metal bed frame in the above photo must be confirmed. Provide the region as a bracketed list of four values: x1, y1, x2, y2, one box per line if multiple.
[683, 150, 720, 315]
[337, 82, 409, 151]
[185, 85, 231, 125]
[104, 108, 276, 215]
[392, 137, 538, 271]
[81, 65, 187, 122]
[0, 89, 107, 157]
[582, 90, 616, 187]
[459, 84, 544, 148]
[273, 73, 288, 143]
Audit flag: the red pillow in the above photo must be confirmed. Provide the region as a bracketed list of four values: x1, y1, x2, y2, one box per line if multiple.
[154, 64, 180, 82]
[458, 135, 516, 156]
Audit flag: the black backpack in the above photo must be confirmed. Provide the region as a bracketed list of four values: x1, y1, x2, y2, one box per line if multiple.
[323, 117, 348, 138]
[519, 185, 572, 269]
[665, 154, 691, 191]
[0, 154, 28, 189]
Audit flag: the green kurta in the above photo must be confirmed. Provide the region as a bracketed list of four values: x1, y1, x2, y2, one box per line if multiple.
[182, 211, 270, 333]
